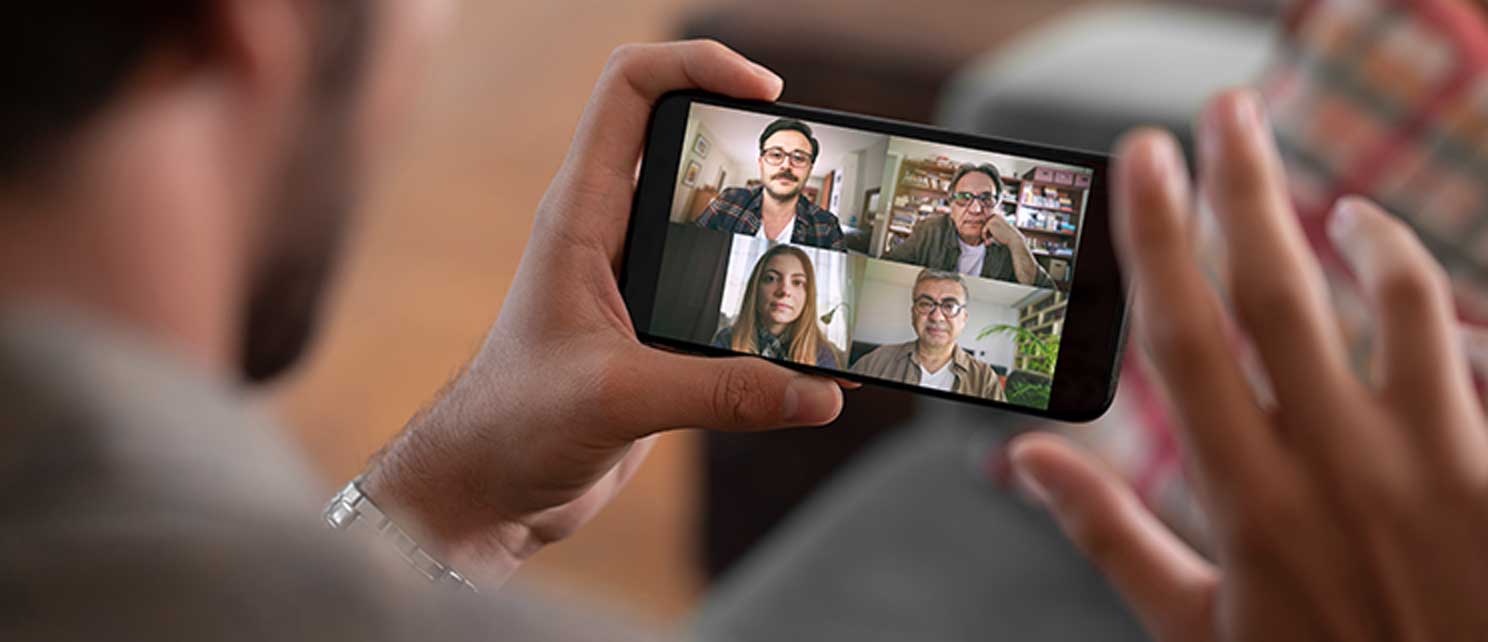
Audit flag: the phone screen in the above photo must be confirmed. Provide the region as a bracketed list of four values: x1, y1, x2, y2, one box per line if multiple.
[645, 102, 1100, 412]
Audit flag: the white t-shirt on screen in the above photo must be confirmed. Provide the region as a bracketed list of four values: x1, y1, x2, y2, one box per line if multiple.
[957, 239, 986, 276]
[918, 362, 956, 392]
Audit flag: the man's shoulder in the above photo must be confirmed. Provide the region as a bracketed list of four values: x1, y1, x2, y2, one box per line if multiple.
[901, 214, 952, 246]
[914, 213, 952, 233]
[886, 214, 952, 262]
[0, 312, 650, 642]
[800, 197, 842, 226]
[854, 341, 913, 367]
[717, 185, 760, 205]
[698, 187, 760, 231]
[958, 351, 997, 376]
[952, 349, 1002, 397]
[712, 326, 733, 348]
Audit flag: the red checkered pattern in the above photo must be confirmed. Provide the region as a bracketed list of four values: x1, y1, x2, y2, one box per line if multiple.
[1071, 0, 1488, 542]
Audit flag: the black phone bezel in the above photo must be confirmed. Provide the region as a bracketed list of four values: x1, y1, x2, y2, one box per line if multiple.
[620, 91, 1128, 423]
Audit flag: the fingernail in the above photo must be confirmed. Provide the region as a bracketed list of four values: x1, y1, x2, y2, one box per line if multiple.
[784, 376, 834, 424]
[1012, 462, 1051, 506]
[1328, 196, 1363, 244]
[1199, 89, 1265, 161]
[1230, 89, 1266, 133]
[749, 61, 784, 92]
[1145, 134, 1185, 203]
[1008, 441, 1056, 506]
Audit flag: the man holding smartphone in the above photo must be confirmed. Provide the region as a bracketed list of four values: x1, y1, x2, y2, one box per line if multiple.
[848, 270, 1003, 400]
[0, 11, 844, 638]
[5, 0, 1488, 639]
[885, 163, 1054, 287]
[695, 118, 847, 250]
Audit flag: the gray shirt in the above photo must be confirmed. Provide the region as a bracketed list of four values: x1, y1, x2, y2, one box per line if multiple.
[0, 308, 652, 641]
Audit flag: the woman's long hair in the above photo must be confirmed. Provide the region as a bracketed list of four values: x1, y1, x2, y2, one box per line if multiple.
[730, 244, 835, 366]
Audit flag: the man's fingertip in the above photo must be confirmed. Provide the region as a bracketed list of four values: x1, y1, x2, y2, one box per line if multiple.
[1007, 435, 1076, 503]
[747, 60, 784, 99]
[785, 376, 840, 426]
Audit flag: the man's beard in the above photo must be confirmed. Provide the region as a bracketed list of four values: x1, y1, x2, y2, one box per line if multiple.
[763, 170, 803, 201]
[239, 4, 372, 382]
[239, 123, 355, 382]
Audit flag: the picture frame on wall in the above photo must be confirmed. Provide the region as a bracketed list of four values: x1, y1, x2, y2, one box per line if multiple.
[683, 159, 702, 187]
[692, 133, 710, 158]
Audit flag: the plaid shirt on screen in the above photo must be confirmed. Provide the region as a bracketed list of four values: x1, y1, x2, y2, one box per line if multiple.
[695, 185, 847, 251]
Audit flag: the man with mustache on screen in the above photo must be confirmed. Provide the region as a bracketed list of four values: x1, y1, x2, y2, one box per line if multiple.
[849, 269, 1003, 400]
[695, 118, 846, 251]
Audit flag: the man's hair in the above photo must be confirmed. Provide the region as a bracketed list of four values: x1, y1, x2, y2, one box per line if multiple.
[948, 163, 1005, 198]
[1, 3, 367, 181]
[758, 118, 820, 162]
[914, 268, 970, 303]
[1, 6, 205, 177]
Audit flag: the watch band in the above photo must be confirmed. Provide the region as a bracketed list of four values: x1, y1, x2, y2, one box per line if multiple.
[324, 479, 479, 593]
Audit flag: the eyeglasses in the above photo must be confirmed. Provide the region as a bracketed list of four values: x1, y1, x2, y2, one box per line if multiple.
[914, 296, 965, 318]
[949, 191, 1002, 208]
[761, 147, 813, 169]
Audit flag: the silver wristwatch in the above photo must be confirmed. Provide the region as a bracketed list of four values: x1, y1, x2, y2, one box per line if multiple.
[324, 479, 479, 593]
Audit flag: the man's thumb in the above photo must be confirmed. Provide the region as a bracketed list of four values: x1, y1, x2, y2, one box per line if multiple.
[611, 349, 842, 435]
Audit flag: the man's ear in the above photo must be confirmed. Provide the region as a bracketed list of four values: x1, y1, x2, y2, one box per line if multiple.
[207, 0, 314, 152]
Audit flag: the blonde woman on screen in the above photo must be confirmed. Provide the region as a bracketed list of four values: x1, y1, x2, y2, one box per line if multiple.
[712, 244, 840, 369]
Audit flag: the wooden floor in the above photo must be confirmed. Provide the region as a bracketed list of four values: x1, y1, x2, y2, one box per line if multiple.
[267, 0, 703, 626]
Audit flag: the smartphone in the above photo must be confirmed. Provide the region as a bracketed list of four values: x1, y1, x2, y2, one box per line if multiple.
[620, 91, 1127, 422]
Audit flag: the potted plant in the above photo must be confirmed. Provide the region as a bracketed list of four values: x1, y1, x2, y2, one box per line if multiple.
[977, 323, 1060, 408]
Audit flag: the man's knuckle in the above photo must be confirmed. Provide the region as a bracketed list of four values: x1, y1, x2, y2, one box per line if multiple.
[711, 367, 770, 427]
[605, 43, 647, 72]
[691, 38, 729, 57]
[1225, 482, 1306, 556]
[1374, 259, 1448, 313]
[1068, 511, 1127, 566]
[1142, 312, 1211, 368]
[1232, 273, 1310, 320]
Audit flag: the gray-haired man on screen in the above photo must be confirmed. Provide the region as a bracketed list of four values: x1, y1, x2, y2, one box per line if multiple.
[849, 269, 1004, 401]
[885, 163, 1054, 287]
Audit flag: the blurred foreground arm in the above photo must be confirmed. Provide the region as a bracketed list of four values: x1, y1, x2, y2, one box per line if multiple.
[1011, 90, 1488, 641]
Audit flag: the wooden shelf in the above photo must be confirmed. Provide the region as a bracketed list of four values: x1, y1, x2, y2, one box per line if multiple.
[1018, 226, 1074, 237]
[1031, 249, 1075, 258]
[1027, 319, 1059, 332]
[1020, 299, 1068, 324]
[902, 160, 957, 175]
[1021, 203, 1076, 213]
[1014, 291, 1069, 371]
[898, 184, 948, 194]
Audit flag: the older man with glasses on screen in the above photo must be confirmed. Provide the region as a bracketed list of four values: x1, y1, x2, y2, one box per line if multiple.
[695, 118, 846, 251]
[886, 163, 1053, 287]
[849, 269, 1004, 400]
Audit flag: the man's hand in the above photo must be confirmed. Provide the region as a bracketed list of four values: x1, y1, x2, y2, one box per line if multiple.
[980, 211, 1023, 249]
[360, 41, 845, 585]
[1010, 89, 1488, 640]
[982, 213, 1043, 286]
